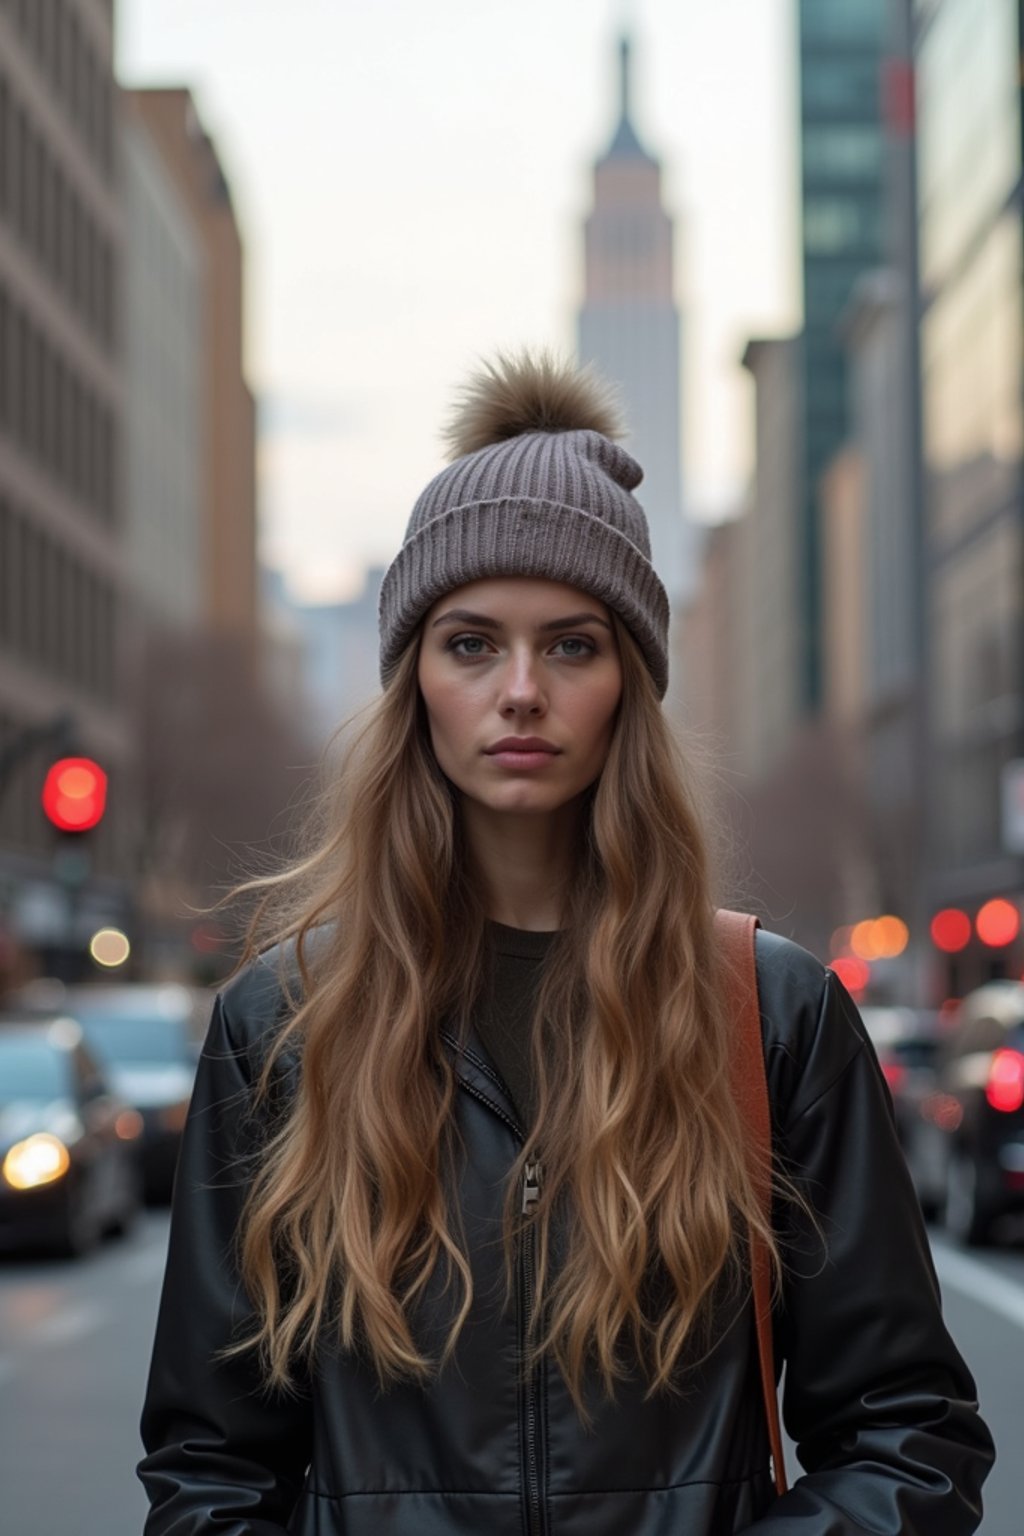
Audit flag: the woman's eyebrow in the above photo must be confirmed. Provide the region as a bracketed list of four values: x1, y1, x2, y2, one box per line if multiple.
[430, 609, 612, 632]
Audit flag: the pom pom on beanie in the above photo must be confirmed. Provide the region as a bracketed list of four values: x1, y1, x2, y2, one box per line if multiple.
[442, 350, 625, 460]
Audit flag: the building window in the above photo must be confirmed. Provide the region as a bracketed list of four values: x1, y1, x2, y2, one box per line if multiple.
[70, 192, 82, 313]
[97, 582, 110, 700]
[60, 360, 74, 487]
[100, 76, 113, 173]
[84, 568, 97, 693]
[6, 510, 22, 660]
[21, 520, 37, 664]
[24, 320, 38, 458]
[39, 333, 55, 473]
[14, 105, 28, 239]
[803, 125, 881, 182]
[801, 57, 879, 117]
[0, 497, 9, 649]
[0, 73, 8, 218]
[67, 8, 80, 128]
[803, 196, 879, 255]
[99, 239, 113, 343]
[0, 284, 8, 432]
[11, 307, 25, 444]
[60, 549, 76, 679]
[42, 146, 56, 278]
[52, 352, 64, 479]
[74, 378, 88, 503]
[81, 215, 94, 330]
[91, 392, 102, 511]
[801, 0, 885, 40]
[100, 404, 114, 519]
[24, 119, 38, 254]
[53, 0, 66, 97]
[39, 0, 54, 80]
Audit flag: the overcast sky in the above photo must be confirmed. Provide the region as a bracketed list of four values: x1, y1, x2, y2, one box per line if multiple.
[118, 0, 801, 604]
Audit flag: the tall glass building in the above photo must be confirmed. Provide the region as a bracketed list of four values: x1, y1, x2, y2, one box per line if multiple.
[915, 0, 1024, 933]
[797, 0, 887, 709]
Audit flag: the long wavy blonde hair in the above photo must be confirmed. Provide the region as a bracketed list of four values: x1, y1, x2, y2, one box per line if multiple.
[215, 611, 781, 1422]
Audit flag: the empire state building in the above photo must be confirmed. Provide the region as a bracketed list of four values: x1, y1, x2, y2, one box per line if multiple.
[577, 37, 695, 608]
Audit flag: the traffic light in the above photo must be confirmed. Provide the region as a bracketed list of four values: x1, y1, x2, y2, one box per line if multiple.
[41, 756, 108, 833]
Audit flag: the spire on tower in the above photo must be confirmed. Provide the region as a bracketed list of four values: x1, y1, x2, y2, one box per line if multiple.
[619, 34, 632, 123]
[604, 30, 653, 162]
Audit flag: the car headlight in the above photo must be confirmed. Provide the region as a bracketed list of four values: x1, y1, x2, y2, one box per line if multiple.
[3, 1133, 71, 1190]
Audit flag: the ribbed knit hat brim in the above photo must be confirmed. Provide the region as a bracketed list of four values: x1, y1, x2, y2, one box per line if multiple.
[378, 495, 669, 696]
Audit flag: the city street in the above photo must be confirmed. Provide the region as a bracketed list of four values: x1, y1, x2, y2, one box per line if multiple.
[0, 1214, 1021, 1536]
[1, 1, 1021, 1533]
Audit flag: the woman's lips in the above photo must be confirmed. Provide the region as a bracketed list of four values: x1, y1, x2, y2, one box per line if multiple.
[486, 750, 559, 770]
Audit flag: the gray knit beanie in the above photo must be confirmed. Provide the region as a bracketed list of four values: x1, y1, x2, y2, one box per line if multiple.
[377, 351, 670, 698]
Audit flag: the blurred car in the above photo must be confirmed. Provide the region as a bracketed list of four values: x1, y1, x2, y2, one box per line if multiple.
[903, 980, 1024, 1246]
[0, 1015, 142, 1256]
[13, 981, 214, 1201]
[858, 1005, 942, 1154]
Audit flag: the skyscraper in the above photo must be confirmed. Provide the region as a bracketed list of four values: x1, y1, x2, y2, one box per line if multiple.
[0, 0, 132, 964]
[578, 36, 694, 607]
[126, 88, 260, 660]
[796, 1, 887, 711]
[121, 90, 204, 634]
[914, 0, 1024, 973]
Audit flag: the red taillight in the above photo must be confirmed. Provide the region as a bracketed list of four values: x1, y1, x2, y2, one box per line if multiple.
[881, 1060, 907, 1094]
[985, 1049, 1024, 1113]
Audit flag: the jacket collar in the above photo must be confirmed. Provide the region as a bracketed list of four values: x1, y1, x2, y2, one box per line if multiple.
[439, 1021, 525, 1141]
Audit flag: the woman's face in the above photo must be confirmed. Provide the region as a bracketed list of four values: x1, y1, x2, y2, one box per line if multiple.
[417, 576, 623, 816]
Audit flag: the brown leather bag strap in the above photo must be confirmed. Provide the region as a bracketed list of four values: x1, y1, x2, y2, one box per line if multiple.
[714, 907, 788, 1497]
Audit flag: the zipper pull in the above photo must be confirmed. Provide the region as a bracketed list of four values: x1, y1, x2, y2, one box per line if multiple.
[522, 1158, 543, 1215]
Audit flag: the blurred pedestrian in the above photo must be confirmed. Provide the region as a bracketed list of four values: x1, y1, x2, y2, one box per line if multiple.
[138, 351, 993, 1534]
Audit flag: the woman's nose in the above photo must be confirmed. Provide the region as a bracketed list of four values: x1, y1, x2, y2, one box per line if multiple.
[497, 648, 547, 706]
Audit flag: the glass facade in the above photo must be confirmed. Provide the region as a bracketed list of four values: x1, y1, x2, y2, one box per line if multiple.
[798, 0, 887, 709]
[916, 0, 1024, 886]
[931, 515, 1020, 868]
[917, 0, 1020, 294]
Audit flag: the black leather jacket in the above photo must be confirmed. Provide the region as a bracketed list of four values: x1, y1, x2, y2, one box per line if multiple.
[138, 928, 994, 1534]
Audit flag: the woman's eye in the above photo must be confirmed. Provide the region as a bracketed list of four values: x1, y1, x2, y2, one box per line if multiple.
[445, 634, 595, 659]
[447, 635, 489, 656]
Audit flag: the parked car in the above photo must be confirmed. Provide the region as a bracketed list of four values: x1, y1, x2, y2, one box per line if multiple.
[13, 981, 213, 1201]
[0, 1015, 142, 1257]
[858, 1005, 942, 1154]
[903, 980, 1024, 1246]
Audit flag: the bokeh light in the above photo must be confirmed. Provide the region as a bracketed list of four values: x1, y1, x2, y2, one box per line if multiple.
[930, 909, 971, 954]
[89, 927, 131, 968]
[829, 955, 871, 996]
[976, 899, 1020, 949]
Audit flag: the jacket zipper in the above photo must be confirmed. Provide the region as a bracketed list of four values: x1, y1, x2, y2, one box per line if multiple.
[521, 1158, 545, 1536]
[439, 1040, 547, 1535]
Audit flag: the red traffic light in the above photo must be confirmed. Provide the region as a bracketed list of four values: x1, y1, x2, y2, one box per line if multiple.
[41, 757, 108, 832]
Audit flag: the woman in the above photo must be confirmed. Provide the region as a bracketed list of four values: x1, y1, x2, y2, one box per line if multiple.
[138, 352, 994, 1534]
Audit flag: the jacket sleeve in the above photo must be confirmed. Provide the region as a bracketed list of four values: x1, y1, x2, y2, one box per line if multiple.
[742, 965, 995, 1534]
[137, 989, 314, 1535]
